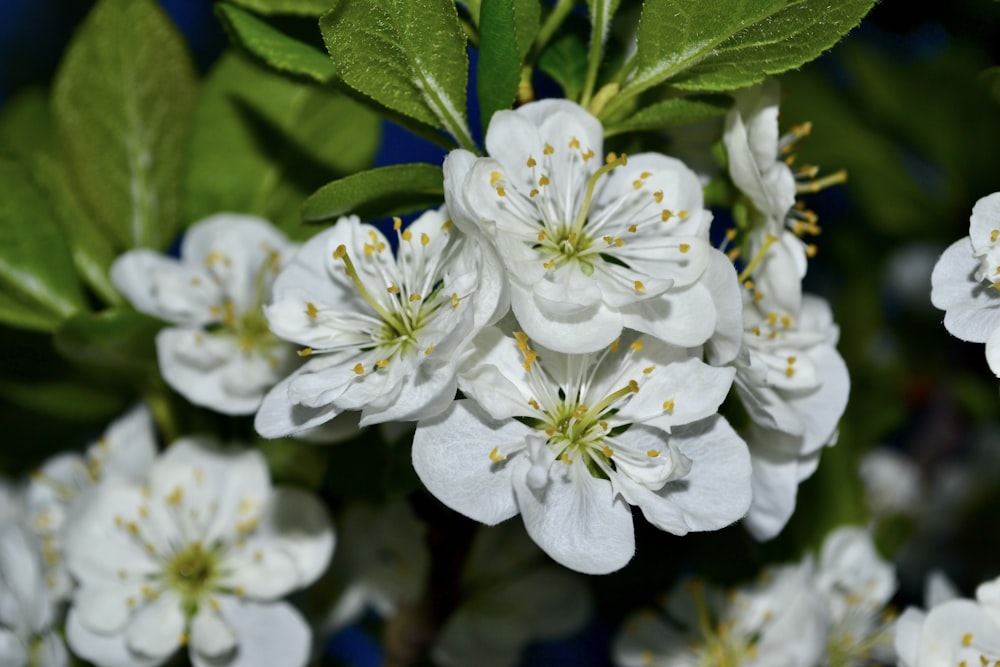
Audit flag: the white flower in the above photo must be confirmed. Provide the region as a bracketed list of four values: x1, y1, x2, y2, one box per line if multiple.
[736, 294, 849, 540]
[111, 214, 299, 415]
[858, 447, 922, 520]
[613, 561, 829, 667]
[815, 526, 897, 666]
[64, 438, 334, 667]
[26, 404, 157, 602]
[895, 574, 1000, 667]
[0, 522, 69, 667]
[445, 98, 739, 354]
[412, 326, 750, 574]
[931, 192, 1000, 376]
[256, 207, 503, 435]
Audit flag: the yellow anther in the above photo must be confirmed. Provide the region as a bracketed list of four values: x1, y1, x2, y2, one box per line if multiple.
[401, 229, 413, 241]
[628, 379, 640, 393]
[364, 243, 375, 256]
[424, 344, 435, 355]
[661, 209, 673, 221]
[392, 217, 402, 231]
[582, 149, 595, 161]
[806, 244, 818, 258]
[567, 232, 578, 244]
[496, 186, 507, 197]
[766, 312, 778, 325]
[603, 445, 614, 458]
[543, 259, 556, 270]
[375, 359, 389, 369]
[614, 238, 624, 247]
[165, 487, 183, 506]
[305, 302, 318, 318]
[787, 356, 797, 364]
[451, 292, 460, 308]
[963, 633, 974, 647]
[640, 650, 653, 666]
[678, 210, 688, 219]
[523, 349, 538, 371]
[679, 243, 690, 254]
[643, 366, 654, 374]
[420, 233, 430, 246]
[647, 450, 659, 458]
[297, 347, 313, 357]
[526, 156, 536, 168]
[743, 280, 755, 290]
[981, 657, 989, 667]
[387, 285, 400, 294]
[569, 137, 580, 149]
[632, 179, 644, 190]
[333, 244, 347, 260]
[543, 143, 554, 155]
[377, 242, 386, 252]
[515, 331, 529, 350]
[639, 171, 651, 179]
[751, 326, 761, 336]
[538, 174, 550, 186]
[559, 453, 572, 464]
[992, 229, 999, 243]
[352, 362, 364, 375]
[627, 224, 637, 233]
[609, 339, 619, 352]
[780, 315, 792, 327]
[662, 399, 675, 413]
[209, 597, 221, 611]
[489, 447, 506, 462]
[537, 231, 547, 241]
[630, 340, 644, 352]
[634, 280, 645, 292]
[545, 427, 556, 436]
[599, 420, 609, 430]
[179, 632, 189, 646]
[528, 399, 540, 410]
[653, 191, 664, 203]
[529, 188, 540, 197]
[605, 152, 618, 163]
[126, 522, 140, 535]
[409, 293, 422, 302]
[441, 219, 453, 231]
[785, 367, 795, 377]
[725, 228, 738, 241]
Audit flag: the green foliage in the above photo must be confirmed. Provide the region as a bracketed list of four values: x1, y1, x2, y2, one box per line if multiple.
[477, 0, 523, 134]
[604, 94, 731, 136]
[183, 52, 380, 236]
[226, 0, 335, 15]
[302, 164, 445, 222]
[0, 158, 86, 332]
[217, 3, 337, 83]
[320, 0, 475, 150]
[604, 0, 874, 119]
[52, 0, 198, 251]
[54, 308, 164, 381]
[538, 33, 588, 100]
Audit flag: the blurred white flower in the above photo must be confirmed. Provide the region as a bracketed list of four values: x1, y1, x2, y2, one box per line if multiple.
[256, 207, 503, 435]
[111, 214, 299, 415]
[26, 404, 157, 602]
[0, 522, 68, 667]
[64, 438, 333, 667]
[445, 98, 739, 354]
[858, 447, 922, 520]
[613, 561, 828, 667]
[413, 326, 750, 574]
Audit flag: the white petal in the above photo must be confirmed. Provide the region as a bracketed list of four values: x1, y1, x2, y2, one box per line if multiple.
[621, 282, 717, 348]
[703, 249, 744, 365]
[190, 602, 238, 659]
[65, 609, 164, 667]
[742, 428, 801, 541]
[893, 607, 924, 667]
[190, 598, 311, 667]
[31, 632, 68, 667]
[512, 455, 634, 574]
[969, 192, 1000, 253]
[0, 629, 28, 667]
[412, 400, 523, 525]
[254, 359, 344, 438]
[932, 238, 1000, 342]
[219, 548, 299, 601]
[111, 251, 221, 327]
[72, 585, 135, 634]
[91, 403, 158, 483]
[509, 280, 622, 353]
[917, 599, 1000, 664]
[124, 590, 184, 659]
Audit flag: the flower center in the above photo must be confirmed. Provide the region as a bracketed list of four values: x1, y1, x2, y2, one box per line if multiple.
[686, 580, 758, 667]
[165, 542, 218, 604]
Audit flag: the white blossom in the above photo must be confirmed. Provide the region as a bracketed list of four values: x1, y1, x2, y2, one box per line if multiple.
[613, 561, 829, 667]
[111, 214, 299, 415]
[931, 192, 1000, 376]
[0, 521, 68, 667]
[444, 98, 740, 354]
[412, 326, 750, 574]
[256, 207, 503, 435]
[858, 447, 922, 520]
[63, 438, 334, 667]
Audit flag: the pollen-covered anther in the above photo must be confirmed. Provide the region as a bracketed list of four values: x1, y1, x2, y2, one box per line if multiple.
[401, 229, 413, 241]
[643, 366, 654, 374]
[727, 248, 741, 261]
[805, 244, 818, 258]
[529, 188, 540, 197]
[375, 359, 389, 369]
[165, 487, 183, 506]
[526, 156, 536, 168]
[424, 344, 435, 356]
[964, 633, 974, 647]
[387, 285, 400, 294]
[629, 379, 640, 393]
[408, 293, 422, 302]
[420, 233, 430, 246]
[662, 399, 675, 413]
[543, 143, 554, 155]
[543, 259, 556, 270]
[569, 137, 581, 149]
[441, 219, 453, 231]
[489, 447, 506, 463]
[528, 398, 540, 410]
[450, 292, 460, 308]
[647, 450, 660, 458]
[661, 209, 673, 222]
[297, 347, 313, 357]
[603, 445, 614, 458]
[514, 331, 530, 350]
[352, 362, 364, 375]
[679, 243, 690, 254]
[581, 148, 595, 162]
[523, 349, 538, 372]
[539, 174, 550, 186]
[634, 280, 645, 292]
[305, 302, 319, 318]
[630, 340, 644, 352]
[609, 339, 619, 352]
[992, 229, 999, 243]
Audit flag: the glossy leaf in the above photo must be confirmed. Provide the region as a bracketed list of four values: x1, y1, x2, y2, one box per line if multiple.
[302, 163, 445, 222]
[54, 308, 164, 378]
[538, 33, 587, 100]
[478, 0, 522, 133]
[226, 0, 333, 15]
[604, 95, 730, 136]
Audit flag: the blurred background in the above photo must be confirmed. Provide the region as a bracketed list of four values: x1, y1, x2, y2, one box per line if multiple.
[5, 0, 1000, 664]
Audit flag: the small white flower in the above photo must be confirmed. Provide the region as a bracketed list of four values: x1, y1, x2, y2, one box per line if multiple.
[0, 522, 69, 667]
[111, 214, 299, 415]
[26, 404, 157, 602]
[815, 526, 897, 666]
[256, 207, 503, 435]
[412, 326, 750, 574]
[613, 561, 829, 667]
[736, 294, 849, 540]
[931, 192, 1000, 376]
[64, 438, 334, 667]
[445, 99, 738, 354]
[858, 447, 922, 520]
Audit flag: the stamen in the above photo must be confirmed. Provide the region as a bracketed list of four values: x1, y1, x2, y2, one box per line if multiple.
[796, 169, 847, 194]
[737, 234, 779, 283]
[572, 153, 628, 233]
[334, 245, 406, 332]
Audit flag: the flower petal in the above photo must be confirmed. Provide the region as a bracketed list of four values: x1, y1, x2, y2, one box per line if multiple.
[190, 598, 311, 667]
[66, 609, 164, 667]
[124, 590, 184, 659]
[190, 600, 238, 659]
[932, 238, 1000, 342]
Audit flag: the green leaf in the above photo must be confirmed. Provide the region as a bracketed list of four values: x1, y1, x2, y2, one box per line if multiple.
[0, 88, 54, 158]
[226, 0, 334, 15]
[582, 0, 619, 104]
[320, 0, 475, 150]
[54, 308, 164, 379]
[183, 52, 380, 236]
[538, 33, 587, 100]
[513, 0, 541, 59]
[302, 164, 445, 222]
[0, 377, 127, 422]
[52, 0, 198, 250]
[0, 157, 86, 332]
[478, 0, 522, 134]
[604, 95, 730, 136]
[217, 3, 337, 83]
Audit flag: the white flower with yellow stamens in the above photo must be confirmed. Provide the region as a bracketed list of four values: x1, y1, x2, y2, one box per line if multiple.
[63, 438, 333, 667]
[111, 214, 299, 415]
[723, 79, 845, 319]
[444, 99, 736, 354]
[931, 192, 1000, 377]
[255, 207, 504, 435]
[412, 326, 750, 574]
[26, 404, 157, 602]
[612, 562, 828, 667]
[734, 293, 849, 541]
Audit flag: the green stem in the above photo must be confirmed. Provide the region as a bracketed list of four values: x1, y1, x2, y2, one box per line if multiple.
[532, 0, 575, 59]
[580, 3, 608, 107]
